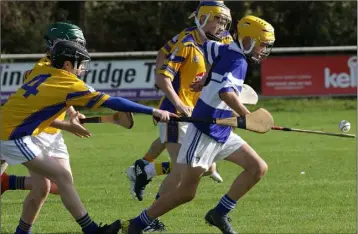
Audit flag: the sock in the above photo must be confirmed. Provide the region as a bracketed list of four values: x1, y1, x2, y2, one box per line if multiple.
[15, 219, 32, 234]
[214, 194, 237, 215]
[1, 172, 8, 183]
[133, 210, 153, 229]
[76, 213, 98, 234]
[143, 153, 155, 162]
[9, 175, 25, 190]
[154, 161, 171, 176]
[1, 172, 10, 193]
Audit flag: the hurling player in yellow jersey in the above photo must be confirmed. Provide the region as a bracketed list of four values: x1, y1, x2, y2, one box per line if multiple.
[127, 0, 232, 204]
[126, 25, 232, 196]
[0, 40, 173, 234]
[1, 22, 89, 196]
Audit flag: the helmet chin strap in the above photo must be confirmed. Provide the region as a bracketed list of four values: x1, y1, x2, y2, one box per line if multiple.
[238, 39, 261, 63]
[195, 15, 223, 42]
[238, 38, 256, 54]
[195, 15, 210, 39]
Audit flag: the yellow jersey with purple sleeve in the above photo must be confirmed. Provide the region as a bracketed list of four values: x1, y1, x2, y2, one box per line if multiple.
[1, 65, 109, 140]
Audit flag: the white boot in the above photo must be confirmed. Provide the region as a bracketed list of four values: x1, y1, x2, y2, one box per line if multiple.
[210, 170, 223, 183]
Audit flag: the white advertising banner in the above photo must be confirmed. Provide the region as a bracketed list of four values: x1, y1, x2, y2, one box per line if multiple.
[0, 59, 164, 103]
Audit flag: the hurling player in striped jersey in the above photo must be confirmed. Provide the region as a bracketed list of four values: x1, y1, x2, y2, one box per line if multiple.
[123, 15, 275, 234]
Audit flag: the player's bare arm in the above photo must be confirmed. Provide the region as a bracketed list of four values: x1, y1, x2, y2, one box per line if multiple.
[66, 106, 76, 117]
[155, 50, 166, 72]
[153, 50, 167, 90]
[155, 74, 192, 116]
[66, 106, 85, 119]
[219, 91, 251, 116]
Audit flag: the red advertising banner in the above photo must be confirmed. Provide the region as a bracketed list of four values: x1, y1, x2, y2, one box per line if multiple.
[261, 55, 357, 96]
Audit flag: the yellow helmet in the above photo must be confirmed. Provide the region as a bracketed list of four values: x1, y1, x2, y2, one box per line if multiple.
[191, 1, 232, 41]
[189, 0, 222, 18]
[188, 1, 228, 19]
[236, 15, 275, 62]
[197, 1, 230, 21]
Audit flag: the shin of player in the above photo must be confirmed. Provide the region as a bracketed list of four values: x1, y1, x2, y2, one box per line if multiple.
[124, 15, 275, 234]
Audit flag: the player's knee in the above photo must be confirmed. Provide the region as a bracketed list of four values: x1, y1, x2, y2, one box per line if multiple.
[252, 160, 268, 180]
[54, 168, 73, 187]
[32, 178, 51, 198]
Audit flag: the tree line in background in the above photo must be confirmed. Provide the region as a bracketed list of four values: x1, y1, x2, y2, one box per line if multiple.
[1, 1, 357, 90]
[2, 1, 357, 53]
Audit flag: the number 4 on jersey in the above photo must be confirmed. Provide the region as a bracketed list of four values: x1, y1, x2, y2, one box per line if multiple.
[22, 74, 51, 98]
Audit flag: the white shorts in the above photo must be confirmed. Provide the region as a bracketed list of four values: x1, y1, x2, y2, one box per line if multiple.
[0, 136, 43, 165]
[0, 132, 69, 165]
[159, 121, 189, 144]
[177, 124, 246, 170]
[32, 132, 69, 160]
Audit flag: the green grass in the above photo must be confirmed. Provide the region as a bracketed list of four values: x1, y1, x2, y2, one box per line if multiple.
[1, 98, 357, 233]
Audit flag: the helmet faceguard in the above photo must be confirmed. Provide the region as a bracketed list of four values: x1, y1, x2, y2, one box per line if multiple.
[51, 40, 90, 78]
[190, 1, 232, 41]
[72, 52, 90, 78]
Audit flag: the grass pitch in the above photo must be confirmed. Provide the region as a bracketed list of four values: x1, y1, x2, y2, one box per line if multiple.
[1, 98, 356, 233]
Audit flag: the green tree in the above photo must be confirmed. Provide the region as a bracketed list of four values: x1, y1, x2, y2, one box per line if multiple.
[1, 1, 56, 53]
[84, 1, 199, 52]
[1, 1, 356, 53]
[242, 1, 357, 47]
